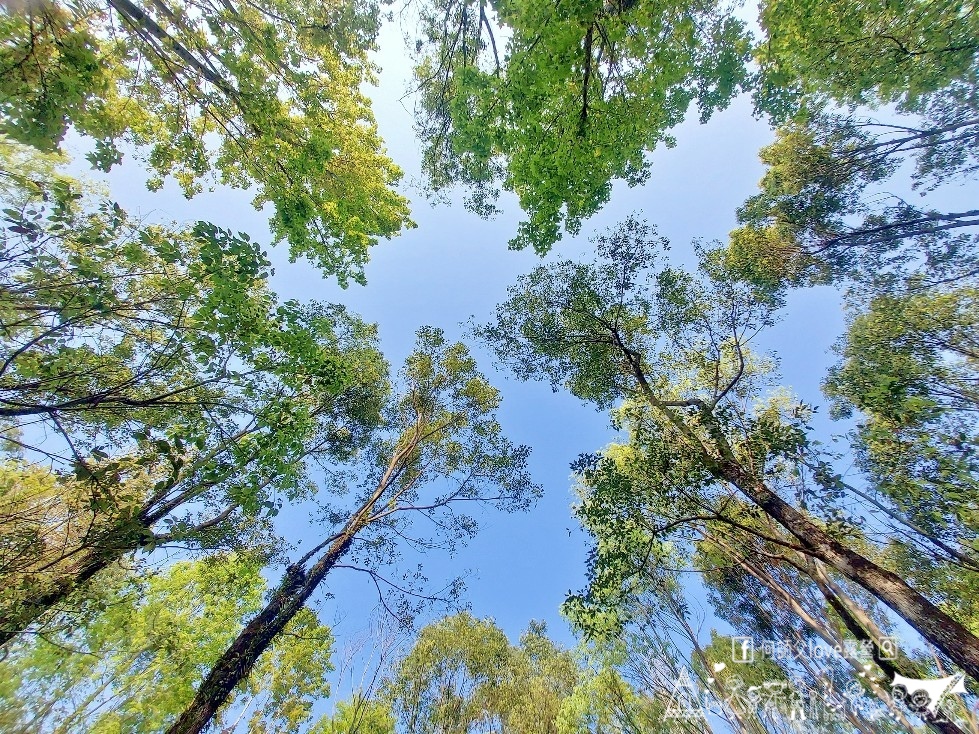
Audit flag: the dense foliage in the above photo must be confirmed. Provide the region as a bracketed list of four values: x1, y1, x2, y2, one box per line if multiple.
[1, 0, 977, 730]
[0, 0, 413, 283]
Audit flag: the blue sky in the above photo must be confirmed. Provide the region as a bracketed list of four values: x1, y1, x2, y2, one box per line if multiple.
[72, 15, 852, 687]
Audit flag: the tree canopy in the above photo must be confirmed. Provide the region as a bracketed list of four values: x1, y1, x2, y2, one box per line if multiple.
[166, 329, 539, 734]
[2, 0, 979, 730]
[0, 0, 413, 283]
[412, 0, 753, 253]
[0, 144, 389, 643]
[0, 554, 335, 733]
[478, 217, 979, 724]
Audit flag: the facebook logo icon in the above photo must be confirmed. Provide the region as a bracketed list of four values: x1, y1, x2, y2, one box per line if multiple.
[732, 637, 755, 663]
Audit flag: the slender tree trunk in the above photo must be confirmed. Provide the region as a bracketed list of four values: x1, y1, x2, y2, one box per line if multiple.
[719, 530, 961, 732]
[168, 412, 429, 734]
[50, 649, 144, 734]
[805, 563, 967, 734]
[708, 531, 919, 731]
[672, 601, 761, 734]
[106, 0, 229, 90]
[791, 640, 880, 734]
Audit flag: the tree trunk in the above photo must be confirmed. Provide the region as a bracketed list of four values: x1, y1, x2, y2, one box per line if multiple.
[0, 475, 220, 646]
[106, 0, 229, 91]
[718, 458, 979, 682]
[808, 565, 967, 734]
[708, 531, 919, 731]
[168, 407, 432, 734]
[0, 524, 146, 647]
[165, 529, 357, 734]
[632, 360, 979, 682]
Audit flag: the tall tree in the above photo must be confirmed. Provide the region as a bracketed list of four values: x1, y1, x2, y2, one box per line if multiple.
[387, 613, 514, 733]
[386, 612, 594, 734]
[477, 217, 979, 681]
[567, 444, 968, 730]
[824, 286, 979, 547]
[310, 695, 396, 734]
[563, 465, 908, 734]
[554, 648, 650, 734]
[720, 85, 979, 600]
[0, 0, 412, 283]
[0, 151, 389, 644]
[166, 329, 539, 734]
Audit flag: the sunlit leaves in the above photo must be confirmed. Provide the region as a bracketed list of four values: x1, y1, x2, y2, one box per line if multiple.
[0, 556, 335, 733]
[0, 158, 391, 642]
[756, 0, 979, 112]
[824, 287, 979, 537]
[0, 0, 413, 284]
[386, 613, 580, 734]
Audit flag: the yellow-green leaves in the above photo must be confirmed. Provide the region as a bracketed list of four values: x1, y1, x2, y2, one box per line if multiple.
[0, 159, 394, 643]
[386, 613, 579, 734]
[312, 696, 396, 734]
[0, 0, 413, 285]
[824, 287, 979, 536]
[756, 0, 979, 111]
[0, 556, 335, 733]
